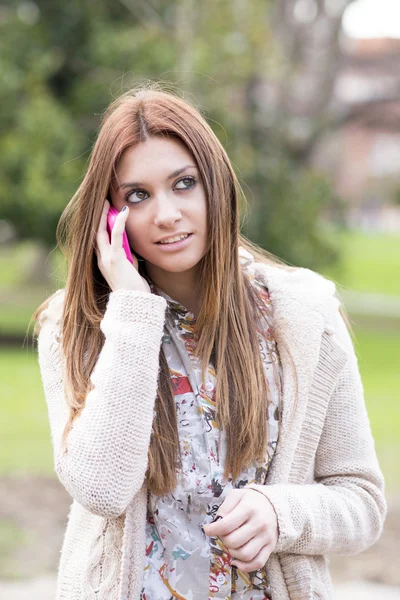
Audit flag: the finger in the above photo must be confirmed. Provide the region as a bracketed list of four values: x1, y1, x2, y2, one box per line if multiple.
[203, 490, 248, 537]
[96, 199, 111, 254]
[227, 532, 265, 563]
[110, 206, 129, 252]
[231, 543, 272, 574]
[220, 520, 261, 550]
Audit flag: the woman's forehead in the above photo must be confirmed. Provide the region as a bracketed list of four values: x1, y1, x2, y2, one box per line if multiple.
[115, 138, 197, 182]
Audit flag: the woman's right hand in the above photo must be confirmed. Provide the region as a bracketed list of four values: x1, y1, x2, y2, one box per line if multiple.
[96, 199, 151, 294]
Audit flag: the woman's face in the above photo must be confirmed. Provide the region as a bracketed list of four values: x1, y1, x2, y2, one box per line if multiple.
[110, 136, 208, 279]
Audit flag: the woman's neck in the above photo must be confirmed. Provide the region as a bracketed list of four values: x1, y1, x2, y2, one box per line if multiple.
[144, 263, 201, 317]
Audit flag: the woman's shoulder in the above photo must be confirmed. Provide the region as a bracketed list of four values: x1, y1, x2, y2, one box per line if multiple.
[255, 260, 355, 350]
[249, 258, 356, 363]
[37, 288, 66, 329]
[36, 289, 66, 362]
[240, 249, 346, 338]
[239, 246, 337, 304]
[255, 261, 336, 299]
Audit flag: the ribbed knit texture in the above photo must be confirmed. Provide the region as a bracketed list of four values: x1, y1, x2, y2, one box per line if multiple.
[38, 289, 167, 600]
[37, 261, 387, 600]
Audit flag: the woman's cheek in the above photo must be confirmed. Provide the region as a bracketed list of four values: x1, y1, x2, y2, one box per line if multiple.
[126, 221, 148, 254]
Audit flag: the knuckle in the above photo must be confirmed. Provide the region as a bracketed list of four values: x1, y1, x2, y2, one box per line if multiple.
[245, 506, 254, 520]
[246, 489, 259, 502]
[219, 524, 230, 537]
[260, 520, 269, 533]
[230, 548, 241, 560]
[239, 549, 253, 562]
[223, 534, 233, 548]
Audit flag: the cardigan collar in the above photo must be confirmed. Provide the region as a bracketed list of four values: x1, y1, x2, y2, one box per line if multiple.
[239, 246, 340, 379]
[243, 250, 346, 482]
[249, 252, 340, 375]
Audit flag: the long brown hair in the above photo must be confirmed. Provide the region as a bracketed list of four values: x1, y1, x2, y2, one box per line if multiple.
[32, 82, 351, 496]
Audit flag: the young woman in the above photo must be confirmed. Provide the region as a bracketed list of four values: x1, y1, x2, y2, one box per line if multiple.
[34, 85, 386, 600]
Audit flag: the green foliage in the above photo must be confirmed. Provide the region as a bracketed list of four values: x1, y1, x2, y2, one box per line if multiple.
[0, 90, 84, 246]
[240, 157, 344, 269]
[0, 0, 343, 269]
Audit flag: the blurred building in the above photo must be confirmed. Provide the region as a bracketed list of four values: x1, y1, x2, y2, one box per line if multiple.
[313, 36, 400, 232]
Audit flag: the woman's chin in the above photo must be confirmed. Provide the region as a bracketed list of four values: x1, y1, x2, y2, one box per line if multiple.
[143, 252, 204, 275]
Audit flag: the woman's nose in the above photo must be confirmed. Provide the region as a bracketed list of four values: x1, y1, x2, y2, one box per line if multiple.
[153, 196, 182, 227]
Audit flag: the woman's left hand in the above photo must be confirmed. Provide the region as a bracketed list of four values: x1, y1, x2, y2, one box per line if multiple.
[202, 488, 279, 573]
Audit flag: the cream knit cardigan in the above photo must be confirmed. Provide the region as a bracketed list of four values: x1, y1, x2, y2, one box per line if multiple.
[37, 261, 387, 600]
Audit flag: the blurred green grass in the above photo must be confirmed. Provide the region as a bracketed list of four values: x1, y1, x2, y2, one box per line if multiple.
[320, 228, 400, 296]
[0, 240, 65, 288]
[353, 328, 400, 493]
[0, 328, 399, 492]
[0, 241, 65, 335]
[1, 347, 54, 475]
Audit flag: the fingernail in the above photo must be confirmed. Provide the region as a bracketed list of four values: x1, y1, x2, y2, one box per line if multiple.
[212, 514, 223, 523]
[121, 206, 128, 212]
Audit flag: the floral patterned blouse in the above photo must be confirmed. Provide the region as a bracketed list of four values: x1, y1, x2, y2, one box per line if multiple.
[140, 248, 282, 600]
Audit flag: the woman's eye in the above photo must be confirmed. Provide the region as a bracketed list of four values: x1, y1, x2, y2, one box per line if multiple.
[126, 189, 149, 204]
[175, 176, 196, 190]
[125, 177, 195, 204]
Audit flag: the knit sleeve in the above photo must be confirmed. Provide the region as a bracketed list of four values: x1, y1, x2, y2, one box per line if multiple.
[37, 289, 167, 518]
[247, 305, 387, 556]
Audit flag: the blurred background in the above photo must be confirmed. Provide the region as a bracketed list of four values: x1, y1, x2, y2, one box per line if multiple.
[0, 0, 399, 598]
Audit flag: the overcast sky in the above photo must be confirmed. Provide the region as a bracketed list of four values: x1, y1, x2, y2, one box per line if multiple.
[343, 0, 400, 38]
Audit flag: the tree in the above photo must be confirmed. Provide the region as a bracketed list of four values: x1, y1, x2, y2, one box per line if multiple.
[0, 0, 354, 269]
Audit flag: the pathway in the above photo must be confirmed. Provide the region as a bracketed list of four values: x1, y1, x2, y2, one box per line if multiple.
[0, 576, 399, 599]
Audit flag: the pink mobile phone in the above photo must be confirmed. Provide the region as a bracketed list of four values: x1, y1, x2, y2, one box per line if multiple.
[106, 205, 134, 264]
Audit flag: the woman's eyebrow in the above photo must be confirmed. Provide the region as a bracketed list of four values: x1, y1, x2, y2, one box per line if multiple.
[118, 165, 198, 190]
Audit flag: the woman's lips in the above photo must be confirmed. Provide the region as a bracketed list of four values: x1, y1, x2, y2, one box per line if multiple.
[155, 233, 193, 251]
